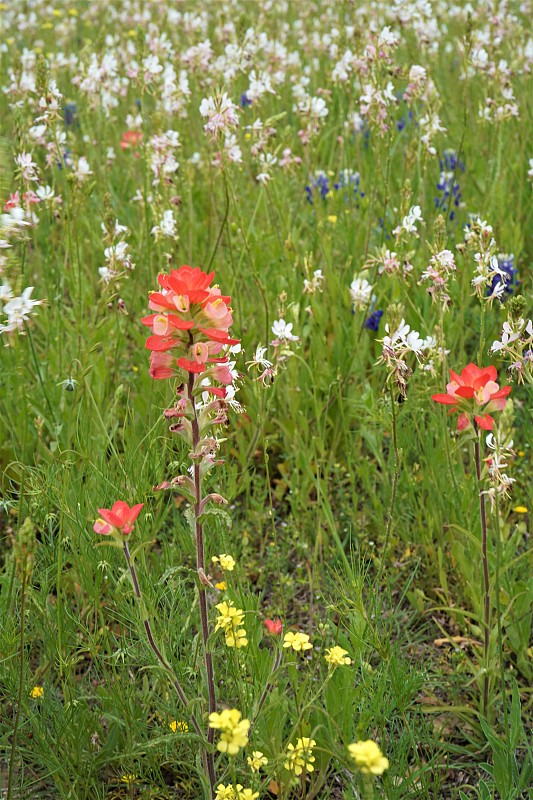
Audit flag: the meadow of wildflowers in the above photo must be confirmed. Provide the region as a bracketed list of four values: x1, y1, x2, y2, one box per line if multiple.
[0, 1, 532, 798]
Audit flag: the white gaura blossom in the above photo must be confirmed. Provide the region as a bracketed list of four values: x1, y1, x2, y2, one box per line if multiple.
[15, 152, 38, 181]
[0, 287, 42, 334]
[393, 205, 424, 238]
[151, 210, 178, 240]
[491, 319, 532, 353]
[256, 152, 277, 184]
[74, 156, 93, 182]
[199, 92, 239, 137]
[349, 276, 374, 309]
[271, 319, 298, 341]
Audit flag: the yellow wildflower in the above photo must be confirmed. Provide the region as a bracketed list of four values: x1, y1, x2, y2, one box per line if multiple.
[215, 580, 227, 591]
[52, 8, 63, 15]
[212, 553, 236, 571]
[215, 600, 248, 648]
[120, 774, 138, 784]
[215, 785, 237, 800]
[208, 709, 250, 755]
[348, 740, 389, 775]
[283, 631, 313, 652]
[68, 8, 78, 15]
[284, 737, 316, 775]
[30, 686, 44, 699]
[247, 750, 268, 772]
[327, 215, 337, 224]
[325, 645, 351, 667]
[513, 506, 528, 514]
[169, 719, 188, 732]
[238, 790, 259, 799]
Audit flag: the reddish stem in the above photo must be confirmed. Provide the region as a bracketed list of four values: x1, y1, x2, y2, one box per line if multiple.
[188, 370, 217, 795]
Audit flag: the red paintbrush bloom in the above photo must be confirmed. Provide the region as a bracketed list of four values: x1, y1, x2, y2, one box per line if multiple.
[144, 265, 239, 379]
[432, 363, 511, 431]
[120, 130, 143, 151]
[265, 618, 283, 635]
[93, 501, 144, 536]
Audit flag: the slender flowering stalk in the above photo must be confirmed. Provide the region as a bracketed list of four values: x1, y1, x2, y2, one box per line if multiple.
[474, 430, 491, 716]
[93, 503, 203, 739]
[432, 364, 511, 715]
[145, 263, 241, 795]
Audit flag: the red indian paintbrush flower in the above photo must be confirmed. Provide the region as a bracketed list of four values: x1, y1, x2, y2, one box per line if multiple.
[265, 618, 283, 635]
[120, 130, 143, 150]
[93, 501, 144, 536]
[143, 265, 239, 381]
[432, 363, 511, 431]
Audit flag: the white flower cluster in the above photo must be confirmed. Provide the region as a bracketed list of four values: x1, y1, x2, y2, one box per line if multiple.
[379, 319, 437, 395]
[0, 284, 42, 336]
[482, 432, 516, 509]
[149, 130, 180, 185]
[465, 216, 507, 303]
[349, 276, 375, 310]
[199, 93, 239, 138]
[393, 205, 424, 239]
[419, 249, 457, 308]
[151, 210, 178, 241]
[99, 220, 135, 284]
[491, 318, 533, 383]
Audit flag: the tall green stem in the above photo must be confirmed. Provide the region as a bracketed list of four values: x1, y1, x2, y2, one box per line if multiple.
[188, 371, 217, 796]
[6, 572, 27, 800]
[474, 431, 490, 716]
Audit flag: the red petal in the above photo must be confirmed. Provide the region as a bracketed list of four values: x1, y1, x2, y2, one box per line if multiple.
[475, 414, 494, 430]
[197, 327, 240, 344]
[457, 413, 470, 431]
[177, 357, 206, 374]
[489, 385, 511, 400]
[455, 385, 475, 398]
[449, 369, 462, 384]
[432, 393, 457, 405]
[482, 366, 497, 382]
[145, 335, 179, 352]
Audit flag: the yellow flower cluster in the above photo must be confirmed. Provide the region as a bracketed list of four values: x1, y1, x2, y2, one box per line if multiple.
[348, 740, 389, 775]
[215, 786, 258, 800]
[208, 708, 250, 755]
[215, 601, 248, 648]
[283, 631, 313, 652]
[284, 737, 316, 776]
[325, 645, 351, 666]
[247, 750, 268, 772]
[169, 719, 188, 732]
[212, 553, 236, 571]
[30, 686, 44, 699]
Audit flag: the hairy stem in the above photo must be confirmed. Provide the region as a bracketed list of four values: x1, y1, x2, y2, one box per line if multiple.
[188, 371, 217, 796]
[474, 433, 490, 716]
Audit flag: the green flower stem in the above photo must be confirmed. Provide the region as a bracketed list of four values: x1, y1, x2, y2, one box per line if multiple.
[376, 382, 400, 589]
[6, 571, 27, 800]
[121, 541, 203, 740]
[473, 430, 491, 716]
[188, 370, 217, 797]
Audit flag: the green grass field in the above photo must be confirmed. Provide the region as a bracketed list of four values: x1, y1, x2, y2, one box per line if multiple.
[0, 1, 532, 798]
